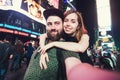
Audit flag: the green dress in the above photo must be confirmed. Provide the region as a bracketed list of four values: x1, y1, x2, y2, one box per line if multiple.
[24, 47, 66, 80]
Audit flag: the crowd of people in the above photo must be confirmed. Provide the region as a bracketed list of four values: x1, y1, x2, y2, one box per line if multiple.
[0, 7, 120, 80]
[88, 46, 120, 71]
[0, 36, 38, 80]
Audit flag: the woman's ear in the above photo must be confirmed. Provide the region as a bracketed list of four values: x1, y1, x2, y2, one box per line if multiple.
[77, 25, 80, 30]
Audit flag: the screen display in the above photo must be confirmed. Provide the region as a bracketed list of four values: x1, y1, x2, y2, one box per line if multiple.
[21, 0, 59, 20]
[0, 0, 60, 21]
[0, 0, 60, 36]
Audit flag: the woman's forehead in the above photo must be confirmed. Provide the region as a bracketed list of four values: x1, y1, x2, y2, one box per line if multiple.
[65, 13, 78, 19]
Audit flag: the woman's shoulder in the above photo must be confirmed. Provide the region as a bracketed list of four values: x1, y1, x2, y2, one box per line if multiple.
[81, 34, 89, 39]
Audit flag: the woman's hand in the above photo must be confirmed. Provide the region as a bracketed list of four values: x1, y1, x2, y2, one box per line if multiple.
[39, 53, 49, 70]
[40, 42, 55, 54]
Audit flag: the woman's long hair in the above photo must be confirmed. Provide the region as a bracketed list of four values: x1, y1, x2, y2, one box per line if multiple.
[64, 10, 88, 42]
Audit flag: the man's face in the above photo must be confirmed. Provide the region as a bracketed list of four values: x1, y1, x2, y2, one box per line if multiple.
[46, 16, 63, 41]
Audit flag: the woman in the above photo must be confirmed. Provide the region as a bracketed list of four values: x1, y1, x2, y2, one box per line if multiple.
[39, 9, 93, 76]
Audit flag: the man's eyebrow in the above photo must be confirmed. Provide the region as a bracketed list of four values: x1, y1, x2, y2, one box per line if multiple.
[47, 21, 52, 23]
[54, 21, 61, 22]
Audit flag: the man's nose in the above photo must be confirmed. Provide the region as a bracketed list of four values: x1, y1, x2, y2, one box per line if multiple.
[51, 24, 56, 29]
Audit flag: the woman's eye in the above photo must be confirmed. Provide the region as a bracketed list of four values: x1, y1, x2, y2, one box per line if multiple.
[64, 19, 68, 22]
[72, 21, 76, 23]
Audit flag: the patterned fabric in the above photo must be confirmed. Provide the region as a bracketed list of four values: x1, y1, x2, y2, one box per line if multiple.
[24, 48, 62, 80]
[62, 50, 80, 60]
[63, 36, 93, 65]
[58, 38, 80, 61]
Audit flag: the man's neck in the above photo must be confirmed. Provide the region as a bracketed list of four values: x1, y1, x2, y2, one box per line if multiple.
[48, 38, 63, 43]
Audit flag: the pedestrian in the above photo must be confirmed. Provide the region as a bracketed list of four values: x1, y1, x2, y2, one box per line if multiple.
[0, 35, 14, 80]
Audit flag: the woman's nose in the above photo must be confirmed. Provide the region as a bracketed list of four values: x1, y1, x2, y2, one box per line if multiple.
[65, 22, 70, 27]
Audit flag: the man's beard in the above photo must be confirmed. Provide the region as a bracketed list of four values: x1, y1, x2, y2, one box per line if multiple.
[47, 30, 63, 41]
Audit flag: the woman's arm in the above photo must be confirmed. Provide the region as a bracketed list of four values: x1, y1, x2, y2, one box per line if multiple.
[40, 34, 89, 54]
[39, 33, 47, 48]
[54, 34, 89, 53]
[39, 33, 49, 69]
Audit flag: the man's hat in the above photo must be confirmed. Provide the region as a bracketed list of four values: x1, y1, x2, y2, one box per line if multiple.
[43, 8, 64, 21]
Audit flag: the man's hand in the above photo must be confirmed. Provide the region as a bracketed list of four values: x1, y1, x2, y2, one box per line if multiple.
[39, 53, 49, 70]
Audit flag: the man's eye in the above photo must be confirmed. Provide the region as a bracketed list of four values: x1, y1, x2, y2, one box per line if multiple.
[55, 22, 60, 25]
[47, 23, 52, 26]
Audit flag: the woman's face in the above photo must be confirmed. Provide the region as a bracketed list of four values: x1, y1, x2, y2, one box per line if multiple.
[64, 13, 79, 36]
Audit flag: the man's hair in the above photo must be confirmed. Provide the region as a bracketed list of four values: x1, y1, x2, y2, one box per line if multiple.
[43, 8, 64, 21]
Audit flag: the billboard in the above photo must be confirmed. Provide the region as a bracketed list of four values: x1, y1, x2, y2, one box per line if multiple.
[0, 0, 61, 37]
[0, 0, 14, 6]
[21, 0, 60, 21]
[0, 0, 60, 22]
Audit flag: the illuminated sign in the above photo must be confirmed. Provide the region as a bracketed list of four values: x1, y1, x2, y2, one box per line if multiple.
[30, 34, 37, 38]
[14, 30, 19, 34]
[96, 0, 111, 31]
[19, 31, 29, 36]
[4, 24, 22, 31]
[0, 24, 3, 26]
[31, 31, 40, 36]
[0, 28, 13, 33]
[0, 22, 41, 35]
[0, 0, 50, 37]
[22, 28, 31, 33]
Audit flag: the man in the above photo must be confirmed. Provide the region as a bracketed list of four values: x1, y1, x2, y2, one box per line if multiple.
[26, 42, 35, 66]
[0, 35, 14, 80]
[24, 8, 66, 80]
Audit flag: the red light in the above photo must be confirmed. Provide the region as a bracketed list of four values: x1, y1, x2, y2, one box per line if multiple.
[0, 28, 13, 33]
[19, 32, 29, 36]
